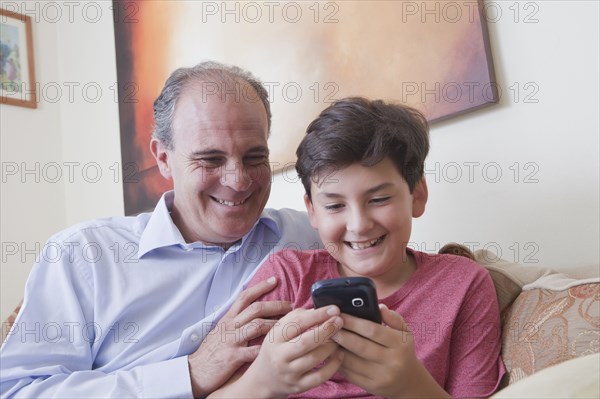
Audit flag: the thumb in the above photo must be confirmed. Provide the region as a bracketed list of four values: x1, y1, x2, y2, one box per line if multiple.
[379, 304, 411, 332]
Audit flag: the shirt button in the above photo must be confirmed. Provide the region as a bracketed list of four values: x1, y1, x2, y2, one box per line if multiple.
[190, 333, 200, 342]
[213, 305, 220, 312]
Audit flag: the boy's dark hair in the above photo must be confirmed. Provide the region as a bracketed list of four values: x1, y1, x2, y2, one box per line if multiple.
[296, 97, 430, 199]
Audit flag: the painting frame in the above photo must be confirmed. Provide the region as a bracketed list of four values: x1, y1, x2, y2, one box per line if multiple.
[0, 8, 37, 109]
[113, 0, 498, 216]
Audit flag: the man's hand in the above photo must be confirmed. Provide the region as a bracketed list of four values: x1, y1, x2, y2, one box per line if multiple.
[188, 277, 291, 397]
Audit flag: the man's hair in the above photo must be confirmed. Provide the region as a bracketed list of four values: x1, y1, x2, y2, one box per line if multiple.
[296, 97, 430, 199]
[152, 61, 272, 149]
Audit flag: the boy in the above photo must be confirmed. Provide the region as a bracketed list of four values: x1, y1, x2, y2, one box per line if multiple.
[210, 97, 505, 398]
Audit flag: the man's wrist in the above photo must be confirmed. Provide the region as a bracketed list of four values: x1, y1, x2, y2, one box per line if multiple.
[188, 355, 207, 398]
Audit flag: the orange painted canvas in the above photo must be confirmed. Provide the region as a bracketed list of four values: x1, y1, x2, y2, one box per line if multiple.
[113, 0, 497, 215]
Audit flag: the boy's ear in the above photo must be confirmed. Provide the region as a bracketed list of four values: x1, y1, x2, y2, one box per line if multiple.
[150, 138, 172, 179]
[412, 176, 428, 218]
[303, 194, 318, 229]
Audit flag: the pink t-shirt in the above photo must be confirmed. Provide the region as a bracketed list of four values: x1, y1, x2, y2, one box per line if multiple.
[247, 248, 505, 398]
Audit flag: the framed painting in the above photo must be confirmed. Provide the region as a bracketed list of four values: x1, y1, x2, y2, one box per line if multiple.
[113, 0, 497, 215]
[0, 8, 36, 108]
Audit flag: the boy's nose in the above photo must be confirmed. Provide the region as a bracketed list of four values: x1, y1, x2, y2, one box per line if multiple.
[346, 208, 374, 235]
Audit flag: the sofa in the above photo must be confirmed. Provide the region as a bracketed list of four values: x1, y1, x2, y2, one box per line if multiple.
[2, 246, 599, 397]
[468, 248, 599, 398]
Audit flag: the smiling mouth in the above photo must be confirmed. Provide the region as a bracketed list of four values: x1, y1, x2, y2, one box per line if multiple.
[345, 235, 386, 250]
[211, 196, 249, 207]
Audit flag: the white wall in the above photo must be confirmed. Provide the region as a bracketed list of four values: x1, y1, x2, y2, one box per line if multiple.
[56, 3, 123, 225]
[268, 1, 600, 271]
[1, 0, 599, 321]
[0, 1, 122, 321]
[1, 15, 66, 322]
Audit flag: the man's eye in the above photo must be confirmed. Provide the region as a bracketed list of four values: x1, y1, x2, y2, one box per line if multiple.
[199, 158, 223, 167]
[245, 155, 268, 166]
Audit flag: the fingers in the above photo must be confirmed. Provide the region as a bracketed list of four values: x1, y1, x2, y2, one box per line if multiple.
[265, 308, 342, 370]
[233, 344, 262, 364]
[335, 314, 385, 357]
[225, 277, 293, 328]
[332, 326, 381, 363]
[294, 349, 344, 393]
[338, 305, 411, 349]
[337, 348, 372, 380]
[234, 300, 292, 327]
[226, 276, 284, 318]
[240, 310, 344, 396]
[272, 306, 341, 343]
[234, 318, 279, 342]
[333, 307, 416, 397]
[379, 304, 411, 332]
[286, 341, 339, 373]
[339, 358, 372, 386]
[339, 313, 381, 340]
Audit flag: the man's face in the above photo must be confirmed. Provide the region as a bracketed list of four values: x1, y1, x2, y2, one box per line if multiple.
[152, 82, 271, 247]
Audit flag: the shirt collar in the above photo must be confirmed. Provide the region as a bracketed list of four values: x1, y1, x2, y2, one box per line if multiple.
[137, 191, 187, 258]
[137, 191, 282, 258]
[257, 208, 281, 238]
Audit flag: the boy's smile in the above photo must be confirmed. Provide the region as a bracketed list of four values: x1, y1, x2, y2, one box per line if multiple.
[345, 235, 386, 250]
[305, 158, 428, 296]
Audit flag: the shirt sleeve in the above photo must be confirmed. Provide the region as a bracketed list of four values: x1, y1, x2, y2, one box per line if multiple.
[0, 240, 193, 399]
[445, 269, 506, 398]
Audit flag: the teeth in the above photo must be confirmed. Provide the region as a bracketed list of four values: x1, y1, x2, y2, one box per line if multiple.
[214, 197, 246, 207]
[347, 237, 382, 250]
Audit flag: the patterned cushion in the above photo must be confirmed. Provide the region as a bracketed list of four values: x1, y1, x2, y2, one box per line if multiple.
[501, 283, 600, 384]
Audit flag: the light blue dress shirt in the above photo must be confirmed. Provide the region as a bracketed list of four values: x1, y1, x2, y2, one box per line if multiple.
[0, 191, 322, 398]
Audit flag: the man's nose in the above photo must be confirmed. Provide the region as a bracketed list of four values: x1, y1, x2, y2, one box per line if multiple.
[220, 161, 252, 191]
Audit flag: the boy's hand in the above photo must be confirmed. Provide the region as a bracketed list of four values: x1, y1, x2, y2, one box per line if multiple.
[238, 306, 345, 398]
[332, 304, 418, 397]
[189, 277, 291, 397]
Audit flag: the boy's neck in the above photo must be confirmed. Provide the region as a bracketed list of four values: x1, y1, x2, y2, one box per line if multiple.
[337, 250, 417, 299]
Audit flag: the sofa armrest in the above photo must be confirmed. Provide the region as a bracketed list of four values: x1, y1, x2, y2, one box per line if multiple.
[491, 353, 599, 398]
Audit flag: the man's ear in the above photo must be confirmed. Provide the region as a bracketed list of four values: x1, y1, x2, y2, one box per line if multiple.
[150, 138, 172, 179]
[412, 176, 428, 218]
[303, 194, 318, 229]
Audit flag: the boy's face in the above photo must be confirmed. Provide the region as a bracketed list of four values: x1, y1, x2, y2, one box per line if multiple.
[305, 158, 428, 285]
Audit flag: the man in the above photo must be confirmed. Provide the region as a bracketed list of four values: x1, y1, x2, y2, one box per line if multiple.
[0, 62, 322, 398]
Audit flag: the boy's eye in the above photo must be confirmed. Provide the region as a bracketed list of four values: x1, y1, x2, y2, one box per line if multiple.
[324, 203, 344, 211]
[370, 196, 390, 204]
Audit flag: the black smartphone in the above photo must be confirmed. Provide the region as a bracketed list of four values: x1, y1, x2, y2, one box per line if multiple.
[311, 277, 382, 324]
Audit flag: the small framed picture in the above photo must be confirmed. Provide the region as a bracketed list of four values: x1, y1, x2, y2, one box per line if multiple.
[1, 8, 37, 108]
